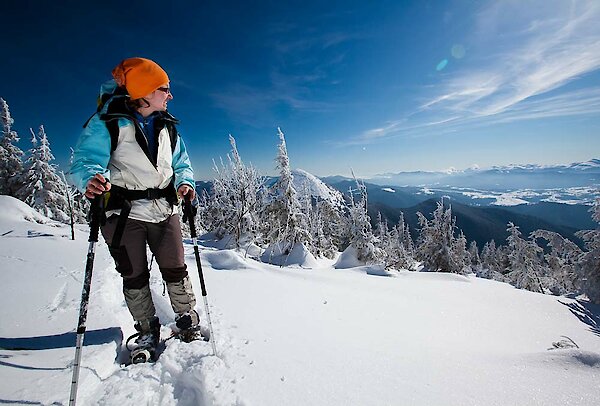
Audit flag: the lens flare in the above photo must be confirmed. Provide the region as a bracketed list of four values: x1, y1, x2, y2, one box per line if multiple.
[451, 44, 466, 59]
[436, 59, 448, 71]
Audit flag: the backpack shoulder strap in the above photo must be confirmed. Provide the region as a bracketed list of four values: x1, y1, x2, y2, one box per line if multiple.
[106, 119, 120, 152]
[81, 114, 120, 153]
[159, 111, 180, 153]
[84, 83, 129, 151]
[167, 121, 179, 152]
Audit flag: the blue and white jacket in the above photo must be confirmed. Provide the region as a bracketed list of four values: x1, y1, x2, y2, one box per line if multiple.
[70, 82, 195, 223]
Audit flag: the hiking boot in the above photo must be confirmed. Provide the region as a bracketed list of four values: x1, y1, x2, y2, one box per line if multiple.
[174, 310, 201, 342]
[175, 310, 199, 329]
[130, 316, 160, 363]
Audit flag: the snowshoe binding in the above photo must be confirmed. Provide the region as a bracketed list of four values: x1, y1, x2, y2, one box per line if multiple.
[172, 311, 209, 343]
[127, 316, 160, 364]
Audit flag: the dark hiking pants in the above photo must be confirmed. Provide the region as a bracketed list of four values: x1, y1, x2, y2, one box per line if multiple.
[101, 214, 194, 322]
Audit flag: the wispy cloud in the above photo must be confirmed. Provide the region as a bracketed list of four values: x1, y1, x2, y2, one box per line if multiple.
[437, 5, 600, 117]
[354, 0, 600, 145]
[211, 76, 336, 127]
[212, 22, 357, 126]
[485, 87, 600, 124]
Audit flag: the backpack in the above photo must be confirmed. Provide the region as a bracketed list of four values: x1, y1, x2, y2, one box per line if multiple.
[82, 81, 180, 242]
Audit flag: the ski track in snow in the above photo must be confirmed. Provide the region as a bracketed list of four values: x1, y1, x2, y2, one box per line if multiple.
[49, 255, 249, 406]
[80, 340, 244, 406]
[90, 247, 247, 406]
[0, 201, 247, 406]
[75, 250, 248, 405]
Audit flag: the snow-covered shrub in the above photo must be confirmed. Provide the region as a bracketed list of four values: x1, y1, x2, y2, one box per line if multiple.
[505, 223, 545, 293]
[416, 200, 466, 273]
[531, 229, 582, 296]
[576, 199, 600, 304]
[205, 135, 264, 249]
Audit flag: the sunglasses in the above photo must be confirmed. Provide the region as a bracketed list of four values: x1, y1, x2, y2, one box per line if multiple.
[156, 86, 172, 95]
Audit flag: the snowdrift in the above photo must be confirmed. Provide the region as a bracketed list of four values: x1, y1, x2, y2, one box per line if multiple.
[260, 242, 319, 268]
[333, 245, 395, 276]
[203, 249, 253, 270]
[0, 195, 52, 224]
[333, 245, 364, 269]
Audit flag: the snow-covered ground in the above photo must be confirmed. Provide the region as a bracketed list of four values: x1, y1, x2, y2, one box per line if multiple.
[1, 195, 599, 406]
[458, 186, 599, 206]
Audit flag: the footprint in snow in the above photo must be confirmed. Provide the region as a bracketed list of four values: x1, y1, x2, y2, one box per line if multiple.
[48, 282, 68, 312]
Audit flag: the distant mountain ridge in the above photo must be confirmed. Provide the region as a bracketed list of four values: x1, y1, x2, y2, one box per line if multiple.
[196, 166, 597, 248]
[368, 159, 600, 190]
[369, 198, 585, 249]
[323, 179, 597, 230]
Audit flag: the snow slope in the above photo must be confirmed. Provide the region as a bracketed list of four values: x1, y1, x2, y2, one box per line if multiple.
[1, 195, 600, 405]
[292, 168, 345, 207]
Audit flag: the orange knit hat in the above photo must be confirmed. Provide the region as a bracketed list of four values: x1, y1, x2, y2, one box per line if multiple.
[111, 57, 169, 100]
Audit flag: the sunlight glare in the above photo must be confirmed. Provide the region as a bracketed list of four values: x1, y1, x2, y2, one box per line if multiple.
[436, 59, 448, 71]
[451, 44, 466, 59]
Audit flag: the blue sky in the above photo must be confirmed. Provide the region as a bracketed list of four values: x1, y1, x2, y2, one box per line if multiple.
[2, 0, 599, 180]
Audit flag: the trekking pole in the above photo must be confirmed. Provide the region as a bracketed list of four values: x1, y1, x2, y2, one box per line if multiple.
[183, 197, 217, 356]
[69, 195, 104, 406]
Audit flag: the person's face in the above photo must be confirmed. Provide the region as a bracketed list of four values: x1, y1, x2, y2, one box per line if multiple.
[145, 83, 173, 112]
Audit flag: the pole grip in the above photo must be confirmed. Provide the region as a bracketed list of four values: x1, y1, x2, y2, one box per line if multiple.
[183, 198, 197, 238]
[88, 195, 104, 243]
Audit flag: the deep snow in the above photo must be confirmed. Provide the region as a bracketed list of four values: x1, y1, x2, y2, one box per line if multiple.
[1, 195, 599, 405]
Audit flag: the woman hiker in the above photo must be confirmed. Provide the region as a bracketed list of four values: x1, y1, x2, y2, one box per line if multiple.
[70, 57, 199, 363]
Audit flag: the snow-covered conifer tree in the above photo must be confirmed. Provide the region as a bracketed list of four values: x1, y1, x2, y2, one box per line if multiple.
[374, 212, 392, 266]
[468, 240, 481, 268]
[450, 230, 470, 274]
[416, 200, 459, 273]
[346, 175, 382, 264]
[205, 157, 229, 236]
[261, 128, 309, 255]
[299, 180, 315, 251]
[575, 199, 600, 303]
[505, 222, 545, 293]
[65, 147, 89, 224]
[194, 188, 213, 236]
[311, 195, 345, 259]
[0, 98, 24, 196]
[478, 240, 508, 281]
[208, 135, 264, 248]
[61, 171, 76, 239]
[398, 212, 415, 257]
[17, 126, 70, 222]
[374, 212, 387, 242]
[531, 229, 582, 296]
[480, 240, 497, 273]
[388, 220, 413, 270]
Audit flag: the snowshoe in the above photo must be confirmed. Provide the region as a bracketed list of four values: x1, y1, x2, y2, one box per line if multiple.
[171, 311, 208, 342]
[173, 325, 210, 342]
[170, 319, 210, 343]
[126, 317, 160, 364]
[171, 325, 209, 342]
[129, 334, 157, 364]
